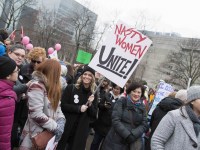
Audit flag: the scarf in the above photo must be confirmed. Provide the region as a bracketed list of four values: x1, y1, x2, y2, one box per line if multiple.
[185, 105, 200, 136]
[127, 95, 141, 107]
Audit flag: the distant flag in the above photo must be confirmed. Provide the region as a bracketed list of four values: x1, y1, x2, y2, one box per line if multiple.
[9, 29, 16, 41]
[21, 26, 24, 38]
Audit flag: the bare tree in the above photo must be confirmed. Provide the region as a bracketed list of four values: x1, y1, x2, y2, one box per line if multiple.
[22, 6, 74, 63]
[31, 8, 57, 49]
[159, 38, 200, 88]
[69, 5, 97, 63]
[0, 0, 36, 30]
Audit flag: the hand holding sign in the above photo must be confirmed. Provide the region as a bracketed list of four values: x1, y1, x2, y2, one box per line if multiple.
[80, 105, 88, 112]
[86, 94, 94, 106]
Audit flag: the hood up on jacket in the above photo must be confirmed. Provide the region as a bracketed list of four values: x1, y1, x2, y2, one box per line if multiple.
[158, 97, 184, 112]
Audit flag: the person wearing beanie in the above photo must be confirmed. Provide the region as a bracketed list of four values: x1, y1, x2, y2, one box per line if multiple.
[175, 89, 187, 103]
[0, 56, 18, 150]
[146, 91, 184, 150]
[57, 64, 98, 150]
[151, 86, 200, 150]
[81, 65, 95, 76]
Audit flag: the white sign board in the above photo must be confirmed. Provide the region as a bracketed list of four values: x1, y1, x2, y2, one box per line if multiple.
[89, 21, 152, 88]
[49, 50, 58, 60]
[148, 82, 174, 115]
[45, 136, 57, 150]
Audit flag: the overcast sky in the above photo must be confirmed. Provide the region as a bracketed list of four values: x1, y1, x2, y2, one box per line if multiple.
[76, 0, 200, 38]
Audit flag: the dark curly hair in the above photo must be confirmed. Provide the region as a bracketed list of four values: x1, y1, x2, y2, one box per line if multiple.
[0, 29, 8, 43]
[126, 82, 145, 97]
[111, 82, 124, 94]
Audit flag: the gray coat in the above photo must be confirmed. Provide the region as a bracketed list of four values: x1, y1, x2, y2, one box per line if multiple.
[151, 106, 200, 150]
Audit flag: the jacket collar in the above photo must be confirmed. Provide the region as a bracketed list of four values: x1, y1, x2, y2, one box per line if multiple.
[180, 107, 198, 144]
[32, 71, 47, 86]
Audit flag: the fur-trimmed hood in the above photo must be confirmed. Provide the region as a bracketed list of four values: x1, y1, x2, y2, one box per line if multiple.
[32, 71, 47, 86]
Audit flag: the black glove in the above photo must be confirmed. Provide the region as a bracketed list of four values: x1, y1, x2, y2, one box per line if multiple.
[126, 134, 135, 144]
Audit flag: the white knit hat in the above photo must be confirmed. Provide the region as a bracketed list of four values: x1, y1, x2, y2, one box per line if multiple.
[175, 89, 187, 102]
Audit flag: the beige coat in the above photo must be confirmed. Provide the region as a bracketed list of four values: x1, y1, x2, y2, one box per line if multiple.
[19, 71, 65, 149]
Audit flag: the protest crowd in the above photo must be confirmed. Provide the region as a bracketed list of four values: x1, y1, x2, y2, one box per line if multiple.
[0, 22, 200, 150]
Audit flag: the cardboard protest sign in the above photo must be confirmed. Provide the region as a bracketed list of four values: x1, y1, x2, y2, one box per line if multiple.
[148, 82, 174, 115]
[76, 49, 92, 64]
[89, 21, 152, 87]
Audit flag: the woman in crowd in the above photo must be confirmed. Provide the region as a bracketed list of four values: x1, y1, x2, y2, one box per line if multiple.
[57, 65, 98, 150]
[146, 90, 186, 150]
[19, 47, 47, 83]
[91, 82, 123, 150]
[151, 86, 200, 150]
[102, 82, 148, 150]
[19, 59, 65, 149]
[0, 56, 18, 150]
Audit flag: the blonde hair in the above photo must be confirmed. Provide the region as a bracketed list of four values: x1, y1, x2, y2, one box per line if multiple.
[28, 47, 46, 61]
[36, 59, 61, 111]
[168, 92, 177, 98]
[75, 74, 96, 93]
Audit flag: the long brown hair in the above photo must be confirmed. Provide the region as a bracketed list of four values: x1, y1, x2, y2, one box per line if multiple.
[36, 59, 61, 111]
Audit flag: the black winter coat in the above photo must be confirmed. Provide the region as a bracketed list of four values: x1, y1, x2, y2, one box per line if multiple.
[94, 92, 119, 136]
[102, 97, 148, 150]
[150, 97, 183, 137]
[146, 97, 184, 150]
[57, 84, 98, 150]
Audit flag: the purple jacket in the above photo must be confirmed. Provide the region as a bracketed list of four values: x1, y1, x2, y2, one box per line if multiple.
[0, 79, 17, 150]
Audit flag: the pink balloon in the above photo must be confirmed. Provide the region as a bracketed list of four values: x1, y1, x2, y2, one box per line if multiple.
[22, 36, 30, 45]
[26, 43, 33, 50]
[48, 47, 54, 54]
[55, 43, 61, 51]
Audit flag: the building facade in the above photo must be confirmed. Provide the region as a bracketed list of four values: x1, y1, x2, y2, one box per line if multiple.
[134, 31, 190, 88]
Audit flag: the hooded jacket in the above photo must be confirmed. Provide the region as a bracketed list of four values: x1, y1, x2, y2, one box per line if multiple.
[150, 97, 184, 139]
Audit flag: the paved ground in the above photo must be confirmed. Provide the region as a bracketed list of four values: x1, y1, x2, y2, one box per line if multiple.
[13, 134, 94, 150]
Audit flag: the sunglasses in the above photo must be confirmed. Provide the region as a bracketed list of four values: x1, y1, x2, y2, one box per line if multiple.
[31, 59, 42, 64]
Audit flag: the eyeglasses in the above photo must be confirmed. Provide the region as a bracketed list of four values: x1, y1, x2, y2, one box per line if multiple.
[12, 52, 25, 59]
[31, 59, 42, 64]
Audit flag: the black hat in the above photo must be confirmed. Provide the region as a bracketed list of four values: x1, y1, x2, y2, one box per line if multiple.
[0, 56, 16, 79]
[82, 65, 95, 76]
